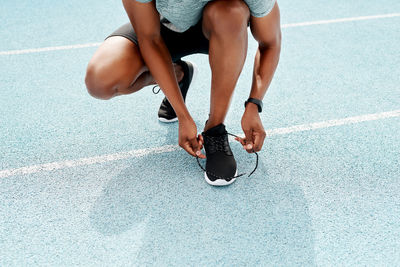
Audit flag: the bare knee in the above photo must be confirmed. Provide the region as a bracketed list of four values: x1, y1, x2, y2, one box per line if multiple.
[203, 0, 250, 39]
[85, 61, 117, 100]
[85, 37, 146, 100]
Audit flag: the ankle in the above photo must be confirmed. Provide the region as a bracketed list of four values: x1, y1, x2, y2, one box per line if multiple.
[174, 63, 184, 83]
[143, 71, 157, 86]
[204, 119, 224, 132]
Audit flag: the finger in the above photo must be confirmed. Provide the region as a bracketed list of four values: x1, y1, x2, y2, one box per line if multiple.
[181, 142, 197, 157]
[236, 137, 251, 152]
[197, 134, 204, 149]
[243, 129, 254, 153]
[235, 137, 246, 146]
[195, 148, 206, 158]
[198, 134, 204, 144]
[245, 144, 254, 153]
[253, 132, 266, 152]
[190, 138, 206, 159]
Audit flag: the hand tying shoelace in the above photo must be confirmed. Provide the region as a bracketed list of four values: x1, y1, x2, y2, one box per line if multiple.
[196, 132, 259, 180]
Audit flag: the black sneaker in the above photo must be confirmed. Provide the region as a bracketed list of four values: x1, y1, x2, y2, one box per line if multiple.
[158, 60, 196, 123]
[202, 124, 238, 186]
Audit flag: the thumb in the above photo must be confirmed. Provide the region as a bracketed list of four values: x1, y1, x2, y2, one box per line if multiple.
[190, 138, 205, 158]
[243, 129, 254, 152]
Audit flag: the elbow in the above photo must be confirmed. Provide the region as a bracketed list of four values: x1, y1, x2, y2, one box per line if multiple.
[136, 33, 163, 46]
[259, 30, 281, 54]
[276, 29, 282, 49]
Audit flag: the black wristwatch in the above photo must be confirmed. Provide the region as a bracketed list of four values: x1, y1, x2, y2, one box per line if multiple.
[245, 98, 263, 113]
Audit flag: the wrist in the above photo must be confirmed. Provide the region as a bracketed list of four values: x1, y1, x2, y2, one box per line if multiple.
[245, 102, 259, 113]
[176, 109, 192, 122]
[170, 98, 190, 121]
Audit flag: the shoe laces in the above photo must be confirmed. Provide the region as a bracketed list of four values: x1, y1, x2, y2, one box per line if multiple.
[152, 85, 161, 94]
[196, 132, 259, 180]
[203, 134, 230, 154]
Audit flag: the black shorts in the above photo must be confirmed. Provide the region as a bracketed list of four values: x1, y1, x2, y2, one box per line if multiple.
[107, 21, 209, 62]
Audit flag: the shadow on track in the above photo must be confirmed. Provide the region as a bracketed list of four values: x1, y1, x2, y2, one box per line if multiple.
[89, 123, 316, 265]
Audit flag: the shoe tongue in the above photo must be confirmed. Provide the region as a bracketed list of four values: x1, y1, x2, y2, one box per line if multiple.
[204, 123, 226, 136]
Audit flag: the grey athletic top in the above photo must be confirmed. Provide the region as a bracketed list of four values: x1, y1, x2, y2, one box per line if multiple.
[136, 0, 276, 32]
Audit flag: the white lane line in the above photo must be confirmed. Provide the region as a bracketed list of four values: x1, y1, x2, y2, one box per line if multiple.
[1, 13, 400, 55]
[1, 110, 399, 178]
[265, 109, 400, 136]
[0, 42, 102, 55]
[0, 145, 179, 178]
[281, 13, 400, 28]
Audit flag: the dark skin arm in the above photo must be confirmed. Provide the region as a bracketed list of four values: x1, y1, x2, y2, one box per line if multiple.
[236, 2, 281, 152]
[122, 0, 205, 158]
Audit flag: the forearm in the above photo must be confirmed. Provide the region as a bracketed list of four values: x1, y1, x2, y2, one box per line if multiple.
[139, 37, 191, 119]
[248, 45, 281, 101]
[241, 45, 280, 151]
[122, 0, 190, 120]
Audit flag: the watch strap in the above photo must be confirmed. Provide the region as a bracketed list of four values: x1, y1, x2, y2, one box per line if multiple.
[245, 98, 263, 113]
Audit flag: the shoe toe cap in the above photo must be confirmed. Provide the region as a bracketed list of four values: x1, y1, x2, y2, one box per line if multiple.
[205, 152, 237, 182]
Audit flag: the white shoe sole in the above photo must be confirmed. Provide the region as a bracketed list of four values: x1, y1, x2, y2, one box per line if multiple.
[204, 170, 238, 186]
[158, 117, 178, 123]
[158, 62, 198, 123]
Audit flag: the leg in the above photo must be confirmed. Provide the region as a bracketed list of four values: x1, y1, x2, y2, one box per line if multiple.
[202, 0, 250, 130]
[85, 36, 184, 100]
